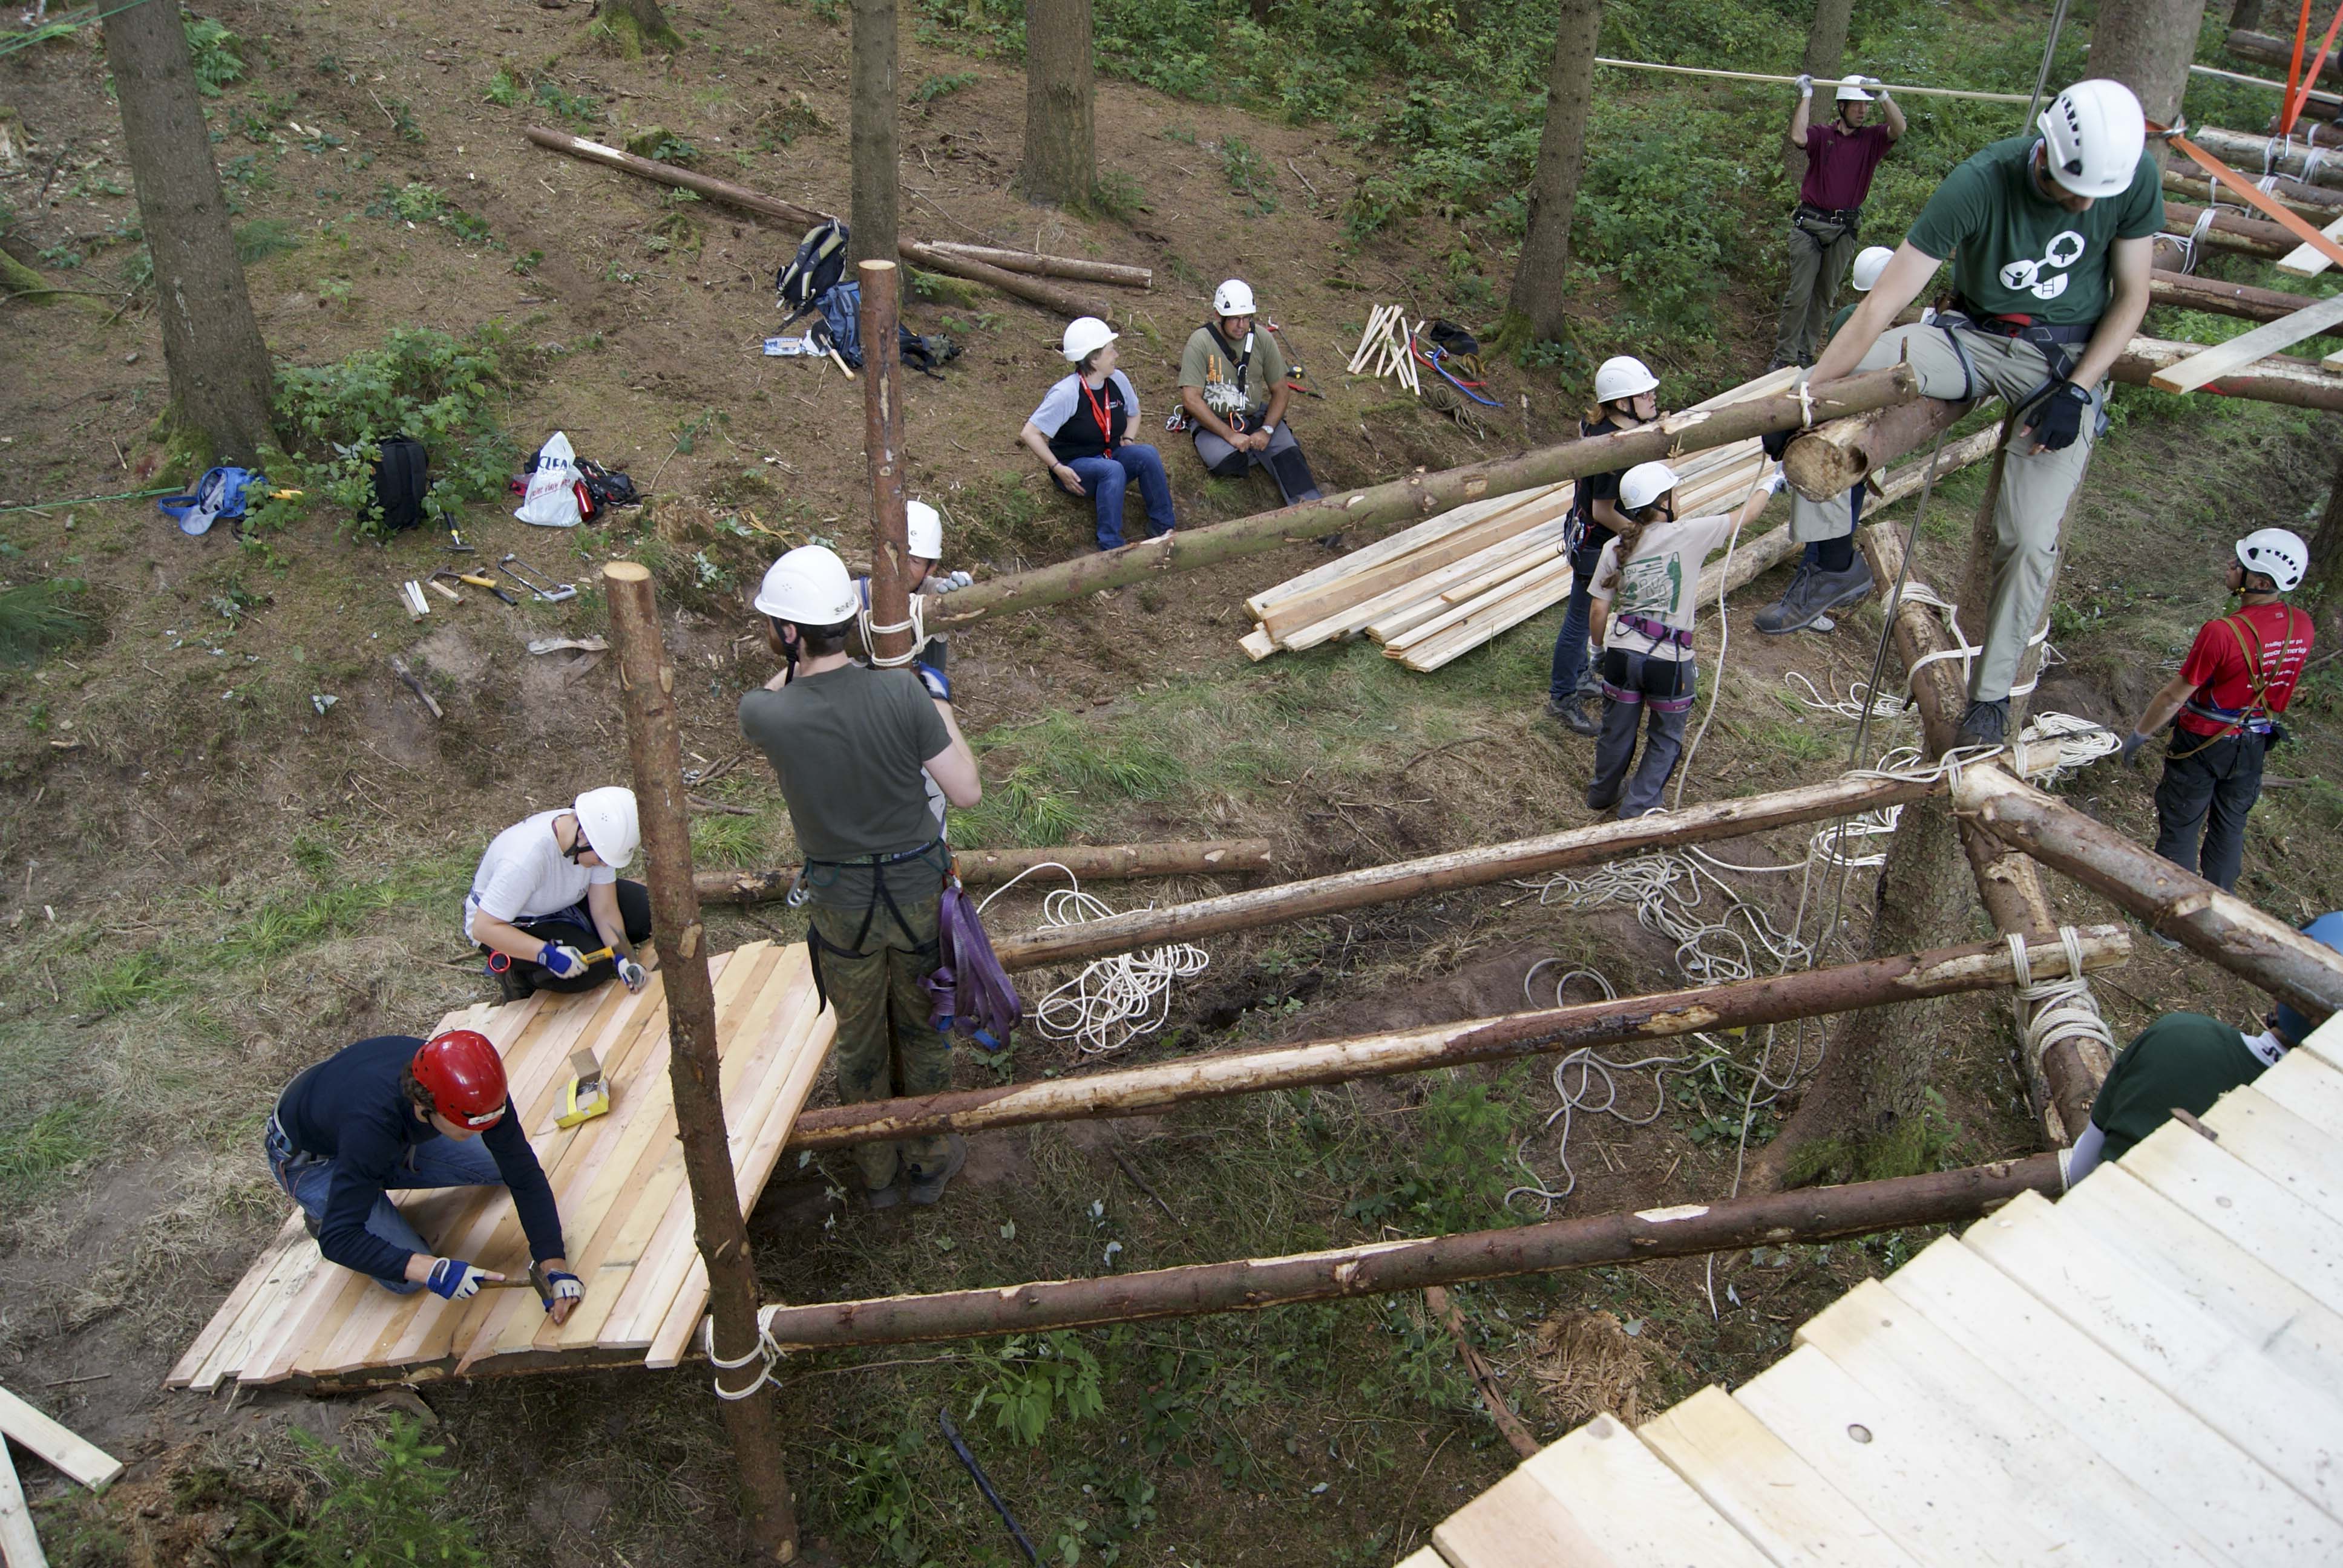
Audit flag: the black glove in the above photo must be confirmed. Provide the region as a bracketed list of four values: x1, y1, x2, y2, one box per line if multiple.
[1761, 426, 1794, 461]
[2024, 380, 2092, 452]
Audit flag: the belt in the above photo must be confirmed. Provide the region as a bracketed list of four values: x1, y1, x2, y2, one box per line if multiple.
[1795, 202, 1861, 223]
[1950, 299, 2098, 347]
[1617, 613, 1693, 648]
[2181, 699, 2272, 734]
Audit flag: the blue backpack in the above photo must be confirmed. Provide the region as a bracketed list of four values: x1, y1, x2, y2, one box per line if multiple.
[815, 281, 863, 369]
[157, 466, 264, 537]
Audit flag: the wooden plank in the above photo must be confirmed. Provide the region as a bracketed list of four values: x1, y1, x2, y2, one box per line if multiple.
[1399, 561, 1580, 671]
[2148, 290, 2343, 393]
[1244, 481, 1558, 619]
[1393, 1550, 1444, 1568]
[1887, 1233, 2343, 1565]
[1439, 542, 1564, 606]
[1268, 494, 1576, 645]
[0, 1388, 123, 1490]
[2123, 1116, 2343, 1304]
[168, 1212, 304, 1387]
[1528, 1413, 1775, 1566]
[1384, 555, 1573, 655]
[2249, 1046, 2343, 1136]
[1238, 625, 1276, 661]
[1639, 1385, 1921, 1567]
[2276, 212, 2343, 275]
[1430, 1462, 1610, 1567]
[1329, 519, 1569, 646]
[2302, 1011, 2343, 1074]
[2200, 1084, 2343, 1229]
[0, 1440, 45, 1568]
[189, 1230, 324, 1390]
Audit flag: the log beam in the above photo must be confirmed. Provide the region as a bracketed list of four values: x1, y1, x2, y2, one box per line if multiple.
[2112, 335, 2343, 410]
[2152, 267, 2340, 322]
[2219, 38, 2343, 93]
[2164, 198, 2304, 258]
[693, 840, 1277, 905]
[919, 241, 1150, 289]
[2163, 169, 2343, 219]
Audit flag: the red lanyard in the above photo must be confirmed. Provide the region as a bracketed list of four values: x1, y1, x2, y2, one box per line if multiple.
[1080, 378, 1118, 451]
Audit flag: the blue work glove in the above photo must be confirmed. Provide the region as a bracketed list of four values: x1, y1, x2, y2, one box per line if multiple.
[537, 1268, 583, 1313]
[916, 660, 950, 704]
[2119, 730, 2151, 768]
[2024, 381, 2092, 452]
[426, 1257, 493, 1301]
[539, 942, 586, 979]
[616, 955, 647, 993]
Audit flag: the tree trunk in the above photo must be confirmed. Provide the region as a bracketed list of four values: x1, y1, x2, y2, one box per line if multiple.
[1787, 0, 1856, 185]
[103, 0, 274, 466]
[1503, 0, 1600, 344]
[2091, 0, 2211, 131]
[2230, 0, 2262, 34]
[1019, 0, 1094, 206]
[850, 0, 900, 266]
[2307, 440, 2343, 642]
[592, 0, 683, 54]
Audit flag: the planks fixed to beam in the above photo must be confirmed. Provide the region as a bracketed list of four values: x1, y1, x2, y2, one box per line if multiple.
[168, 941, 831, 1392]
[2149, 289, 2343, 394]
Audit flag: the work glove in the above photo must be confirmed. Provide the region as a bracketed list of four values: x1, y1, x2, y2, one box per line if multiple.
[1864, 76, 1886, 91]
[2024, 380, 2092, 452]
[425, 1257, 493, 1301]
[1760, 466, 1788, 496]
[534, 1266, 583, 1314]
[2119, 730, 2152, 768]
[539, 942, 586, 979]
[616, 955, 648, 993]
[916, 660, 951, 704]
[1796, 73, 1814, 97]
[1761, 426, 1795, 461]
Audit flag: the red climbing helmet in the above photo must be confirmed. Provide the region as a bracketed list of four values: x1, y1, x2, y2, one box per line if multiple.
[411, 1030, 509, 1129]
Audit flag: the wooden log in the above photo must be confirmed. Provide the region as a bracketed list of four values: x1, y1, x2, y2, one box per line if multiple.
[747, 1155, 2060, 1351]
[2162, 198, 2300, 258]
[2152, 267, 2339, 322]
[2223, 33, 2343, 91]
[1784, 395, 1976, 501]
[692, 841, 1276, 904]
[1948, 763, 2343, 1025]
[2112, 335, 2343, 410]
[601, 561, 799, 1560]
[2191, 122, 2343, 188]
[2148, 289, 2343, 392]
[991, 773, 1938, 973]
[785, 927, 2132, 1150]
[897, 240, 1111, 318]
[860, 261, 916, 668]
[920, 241, 1150, 289]
[2164, 169, 2343, 219]
[925, 365, 1927, 631]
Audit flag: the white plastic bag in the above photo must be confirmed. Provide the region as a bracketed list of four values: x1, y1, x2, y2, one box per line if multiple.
[514, 431, 582, 528]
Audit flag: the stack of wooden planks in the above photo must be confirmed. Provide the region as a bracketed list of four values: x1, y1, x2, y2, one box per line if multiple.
[168, 941, 831, 1392]
[1240, 368, 1800, 672]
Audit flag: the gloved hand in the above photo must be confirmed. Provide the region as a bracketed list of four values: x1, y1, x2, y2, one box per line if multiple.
[916, 660, 950, 704]
[2119, 730, 2151, 768]
[1761, 467, 1788, 496]
[616, 955, 648, 993]
[1864, 76, 1886, 91]
[426, 1257, 493, 1301]
[930, 569, 974, 593]
[1761, 426, 1795, 461]
[2024, 380, 2092, 452]
[539, 942, 586, 979]
[535, 1267, 583, 1316]
[1796, 73, 1814, 97]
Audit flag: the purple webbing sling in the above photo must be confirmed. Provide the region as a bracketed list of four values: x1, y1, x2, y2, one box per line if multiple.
[925, 878, 1021, 1050]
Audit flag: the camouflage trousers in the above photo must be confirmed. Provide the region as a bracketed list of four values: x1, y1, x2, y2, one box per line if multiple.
[808, 895, 953, 1191]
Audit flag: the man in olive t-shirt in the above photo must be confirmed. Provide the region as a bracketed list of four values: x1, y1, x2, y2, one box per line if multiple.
[1178, 277, 1322, 505]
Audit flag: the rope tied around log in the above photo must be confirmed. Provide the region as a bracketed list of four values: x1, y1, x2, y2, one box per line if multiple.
[705, 1313, 786, 1400]
[2007, 925, 2116, 1087]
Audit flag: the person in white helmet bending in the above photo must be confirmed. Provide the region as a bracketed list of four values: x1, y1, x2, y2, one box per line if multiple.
[1020, 318, 1178, 552]
[1771, 73, 1904, 371]
[2119, 529, 2316, 893]
[1547, 355, 1664, 739]
[1755, 78, 2164, 754]
[1178, 279, 1322, 505]
[467, 788, 656, 999]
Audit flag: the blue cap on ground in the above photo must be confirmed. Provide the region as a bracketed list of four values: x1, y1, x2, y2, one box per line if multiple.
[2272, 911, 2343, 1045]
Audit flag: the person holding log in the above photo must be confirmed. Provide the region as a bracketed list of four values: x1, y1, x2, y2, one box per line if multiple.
[1547, 356, 1664, 739]
[1179, 279, 1324, 505]
[1771, 74, 1904, 371]
[466, 788, 654, 1001]
[1756, 78, 2163, 753]
[1585, 461, 1787, 817]
[738, 545, 984, 1210]
[2119, 528, 2314, 893]
[1020, 318, 1178, 552]
[2062, 912, 2341, 1185]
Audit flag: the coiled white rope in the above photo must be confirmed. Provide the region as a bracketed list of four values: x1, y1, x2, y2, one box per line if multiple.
[2008, 925, 2116, 1094]
[856, 589, 926, 668]
[706, 1312, 783, 1399]
[977, 863, 1210, 1055]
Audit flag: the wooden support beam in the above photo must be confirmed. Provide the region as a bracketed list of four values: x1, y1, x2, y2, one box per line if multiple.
[747, 1155, 2060, 1351]
[860, 260, 916, 668]
[1784, 396, 1976, 501]
[785, 927, 2132, 1150]
[991, 773, 1941, 974]
[919, 241, 1150, 289]
[2162, 198, 2302, 259]
[694, 841, 1276, 906]
[2226, 30, 2343, 88]
[2168, 137, 2343, 270]
[2166, 167, 2343, 218]
[1948, 764, 2343, 1025]
[2152, 267, 2338, 322]
[2112, 334, 2343, 409]
[2149, 290, 2343, 392]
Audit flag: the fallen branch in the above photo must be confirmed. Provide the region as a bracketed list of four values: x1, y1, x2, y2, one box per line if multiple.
[388, 656, 442, 720]
[920, 241, 1150, 289]
[1425, 1286, 1541, 1459]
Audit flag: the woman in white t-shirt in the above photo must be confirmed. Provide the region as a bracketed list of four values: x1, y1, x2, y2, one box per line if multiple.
[465, 787, 657, 998]
[1585, 462, 1784, 818]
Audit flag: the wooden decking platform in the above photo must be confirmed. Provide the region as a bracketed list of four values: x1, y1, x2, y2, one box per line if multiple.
[1406, 1014, 2343, 1567]
[169, 940, 831, 1391]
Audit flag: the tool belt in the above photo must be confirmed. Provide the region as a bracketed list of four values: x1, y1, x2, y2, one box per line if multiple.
[797, 837, 948, 1011]
[1792, 203, 1861, 243]
[1615, 612, 1693, 648]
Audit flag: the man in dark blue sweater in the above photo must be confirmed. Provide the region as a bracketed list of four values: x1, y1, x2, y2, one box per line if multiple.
[263, 1029, 582, 1321]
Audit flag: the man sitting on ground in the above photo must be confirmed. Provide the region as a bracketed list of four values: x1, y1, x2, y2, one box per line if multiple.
[1179, 279, 1323, 505]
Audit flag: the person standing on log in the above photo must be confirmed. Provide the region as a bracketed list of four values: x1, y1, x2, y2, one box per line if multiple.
[2119, 528, 2314, 893]
[2062, 912, 2341, 1184]
[1547, 356, 1663, 739]
[467, 788, 654, 1002]
[1020, 318, 1178, 552]
[1179, 278, 1323, 505]
[1755, 79, 2163, 753]
[738, 546, 984, 1210]
[1770, 74, 1904, 371]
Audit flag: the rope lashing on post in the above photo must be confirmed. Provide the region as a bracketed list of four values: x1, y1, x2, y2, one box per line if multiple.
[976, 864, 1210, 1054]
[704, 1313, 784, 1400]
[2007, 925, 2117, 1096]
[856, 590, 926, 668]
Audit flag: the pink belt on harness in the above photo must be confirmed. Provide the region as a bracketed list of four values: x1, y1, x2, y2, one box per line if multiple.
[1614, 612, 1693, 648]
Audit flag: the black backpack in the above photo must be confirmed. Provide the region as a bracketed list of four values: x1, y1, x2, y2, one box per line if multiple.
[373, 436, 429, 531]
[577, 458, 641, 508]
[775, 218, 850, 325]
[900, 327, 960, 381]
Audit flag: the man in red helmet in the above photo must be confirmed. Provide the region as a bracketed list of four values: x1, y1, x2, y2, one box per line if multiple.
[263, 1030, 582, 1321]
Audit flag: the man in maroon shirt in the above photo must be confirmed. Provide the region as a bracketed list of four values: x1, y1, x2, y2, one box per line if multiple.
[1770, 74, 1906, 370]
[2121, 529, 2314, 892]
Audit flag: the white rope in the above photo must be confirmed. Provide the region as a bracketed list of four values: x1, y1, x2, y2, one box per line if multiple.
[705, 1310, 784, 1400]
[2007, 925, 2116, 1089]
[976, 863, 1210, 1055]
[856, 590, 926, 668]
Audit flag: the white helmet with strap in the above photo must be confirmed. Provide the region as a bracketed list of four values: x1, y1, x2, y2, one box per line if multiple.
[753, 544, 859, 625]
[1594, 354, 1659, 404]
[2236, 528, 2309, 592]
[2038, 79, 2146, 200]
[906, 500, 943, 560]
[1620, 461, 1679, 512]
[1212, 278, 1256, 315]
[571, 786, 640, 870]
[1062, 316, 1118, 362]
[1835, 78, 1875, 103]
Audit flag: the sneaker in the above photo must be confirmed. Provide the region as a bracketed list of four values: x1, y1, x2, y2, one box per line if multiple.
[906, 1135, 968, 1207]
[2150, 930, 2183, 951]
[863, 1180, 904, 1212]
[1544, 694, 1602, 737]
[1754, 557, 1875, 635]
[1956, 698, 2010, 750]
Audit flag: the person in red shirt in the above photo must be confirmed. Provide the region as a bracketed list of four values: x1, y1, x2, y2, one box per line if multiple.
[1769, 74, 1906, 370]
[2121, 529, 2314, 892]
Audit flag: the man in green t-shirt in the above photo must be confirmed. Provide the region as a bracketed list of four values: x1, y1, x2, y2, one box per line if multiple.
[1178, 278, 1323, 505]
[1755, 79, 2163, 752]
[738, 545, 983, 1210]
[2062, 910, 2343, 1185]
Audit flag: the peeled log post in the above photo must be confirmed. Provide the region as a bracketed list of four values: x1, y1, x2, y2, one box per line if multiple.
[2223, 33, 2343, 90]
[929, 365, 1925, 630]
[786, 927, 2132, 1150]
[2152, 267, 2341, 322]
[747, 1156, 2060, 1350]
[1784, 394, 1978, 501]
[1950, 765, 2343, 1022]
[2112, 336, 2343, 411]
[922, 242, 1150, 289]
[2162, 170, 2343, 218]
[898, 240, 1112, 318]
[693, 840, 1276, 904]
[860, 261, 915, 667]
[2191, 123, 2343, 188]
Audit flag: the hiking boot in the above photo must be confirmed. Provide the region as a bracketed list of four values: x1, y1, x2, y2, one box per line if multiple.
[863, 1179, 904, 1212]
[906, 1135, 968, 1207]
[1754, 557, 1875, 635]
[1545, 694, 1602, 738]
[302, 1209, 321, 1240]
[1956, 698, 2010, 750]
[493, 962, 535, 1004]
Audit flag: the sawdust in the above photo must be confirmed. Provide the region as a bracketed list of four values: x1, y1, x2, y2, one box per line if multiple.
[1526, 1308, 1659, 1428]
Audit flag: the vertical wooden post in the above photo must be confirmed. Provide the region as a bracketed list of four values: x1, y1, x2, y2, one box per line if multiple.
[860, 259, 914, 668]
[602, 561, 800, 1563]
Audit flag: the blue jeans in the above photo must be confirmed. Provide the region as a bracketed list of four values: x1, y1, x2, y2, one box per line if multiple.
[1548, 540, 1607, 704]
[1057, 445, 1176, 550]
[264, 1118, 504, 1293]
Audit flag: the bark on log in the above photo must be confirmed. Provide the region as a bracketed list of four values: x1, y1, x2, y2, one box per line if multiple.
[2191, 122, 2343, 186]
[2225, 31, 2343, 89]
[861, 261, 916, 667]
[786, 927, 2132, 1150]
[2164, 198, 2301, 257]
[1784, 396, 1978, 501]
[2088, 0, 2209, 129]
[992, 774, 1939, 973]
[2163, 169, 2343, 218]
[749, 1156, 2061, 1350]
[1950, 764, 2343, 1023]
[920, 242, 1149, 289]
[931, 366, 1927, 630]
[2152, 267, 2339, 322]
[2112, 335, 2343, 410]
[693, 840, 1276, 904]
[899, 240, 1111, 318]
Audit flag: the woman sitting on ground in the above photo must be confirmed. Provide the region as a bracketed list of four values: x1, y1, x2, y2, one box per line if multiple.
[1018, 316, 1178, 552]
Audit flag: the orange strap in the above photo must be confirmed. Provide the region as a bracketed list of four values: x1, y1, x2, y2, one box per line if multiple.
[2162, 130, 2343, 272]
[2282, 1, 2343, 136]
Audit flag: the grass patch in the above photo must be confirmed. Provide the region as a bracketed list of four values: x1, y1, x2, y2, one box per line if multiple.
[0, 579, 91, 665]
[0, 1103, 102, 1206]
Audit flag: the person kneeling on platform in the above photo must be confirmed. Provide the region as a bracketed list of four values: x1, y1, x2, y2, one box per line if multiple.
[467, 788, 655, 1001]
[1585, 462, 1785, 818]
[1179, 278, 1322, 505]
[263, 1028, 582, 1321]
[2062, 912, 2342, 1186]
[1021, 318, 1177, 552]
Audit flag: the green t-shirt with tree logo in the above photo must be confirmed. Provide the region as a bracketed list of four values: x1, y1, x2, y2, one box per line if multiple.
[1904, 136, 2163, 325]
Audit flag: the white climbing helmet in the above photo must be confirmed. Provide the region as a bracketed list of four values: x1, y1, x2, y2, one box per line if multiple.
[1212, 278, 1256, 316]
[1594, 354, 1659, 404]
[753, 544, 859, 625]
[2236, 528, 2309, 592]
[1619, 461, 1679, 512]
[1061, 316, 1118, 363]
[1851, 246, 1895, 293]
[571, 786, 640, 870]
[2038, 79, 2146, 200]
[906, 500, 943, 561]
[1835, 78, 1875, 103]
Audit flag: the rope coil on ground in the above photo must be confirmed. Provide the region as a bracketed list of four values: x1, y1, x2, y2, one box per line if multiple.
[977, 864, 1210, 1054]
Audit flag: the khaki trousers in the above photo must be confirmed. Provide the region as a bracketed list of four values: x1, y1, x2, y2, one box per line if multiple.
[1772, 217, 1859, 367]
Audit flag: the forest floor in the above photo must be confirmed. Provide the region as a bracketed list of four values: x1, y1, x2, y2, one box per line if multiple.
[2, 0, 2342, 1562]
